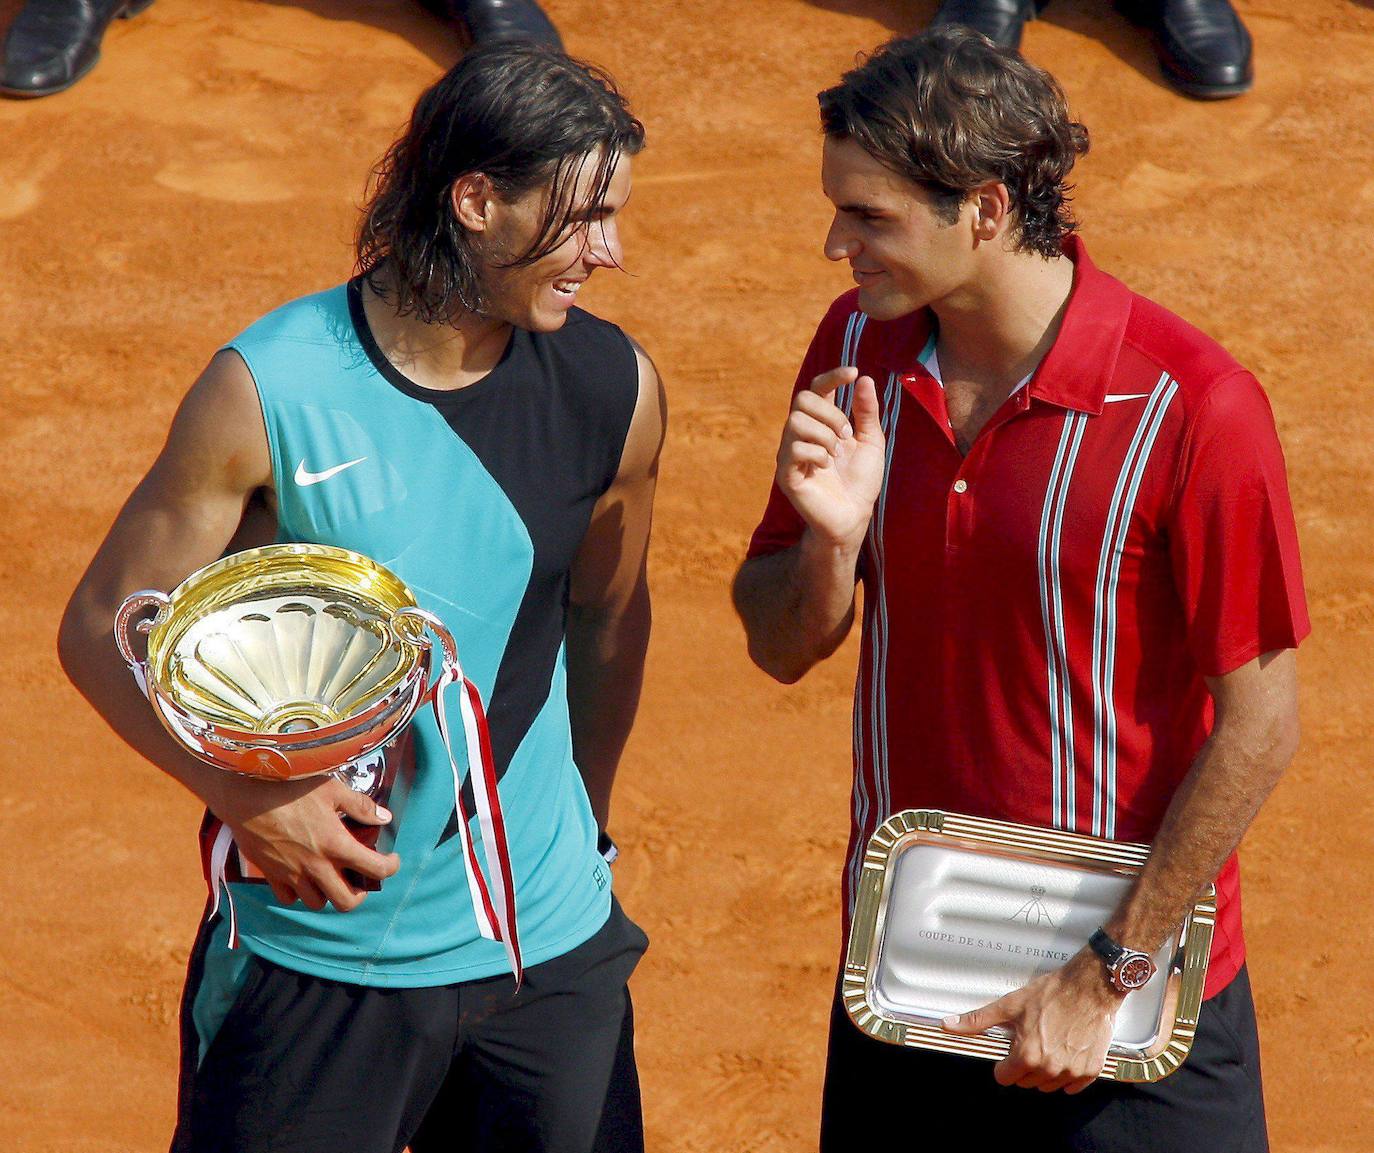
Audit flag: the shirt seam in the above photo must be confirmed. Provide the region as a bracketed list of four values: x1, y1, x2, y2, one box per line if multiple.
[1163, 366, 1256, 516]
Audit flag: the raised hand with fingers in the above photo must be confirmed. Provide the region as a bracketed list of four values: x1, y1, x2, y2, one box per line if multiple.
[776, 366, 886, 551]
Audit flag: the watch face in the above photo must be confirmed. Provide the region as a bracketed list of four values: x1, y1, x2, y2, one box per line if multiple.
[1118, 954, 1155, 990]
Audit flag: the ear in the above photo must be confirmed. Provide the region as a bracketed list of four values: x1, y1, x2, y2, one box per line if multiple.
[450, 172, 496, 232]
[970, 180, 1012, 244]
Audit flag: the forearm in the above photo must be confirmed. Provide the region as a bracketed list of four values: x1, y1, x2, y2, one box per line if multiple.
[565, 589, 651, 830]
[1105, 683, 1298, 952]
[945, 736, 1294, 1090]
[60, 589, 399, 906]
[732, 531, 860, 683]
[59, 592, 239, 812]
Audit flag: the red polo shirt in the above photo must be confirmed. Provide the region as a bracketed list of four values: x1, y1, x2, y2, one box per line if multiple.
[747, 238, 1308, 997]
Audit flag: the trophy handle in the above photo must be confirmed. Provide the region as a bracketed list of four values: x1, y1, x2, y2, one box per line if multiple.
[115, 590, 172, 670]
[390, 606, 458, 671]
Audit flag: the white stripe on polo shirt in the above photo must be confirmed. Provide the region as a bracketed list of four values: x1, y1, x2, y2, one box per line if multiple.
[1091, 372, 1179, 838]
[836, 311, 866, 415]
[839, 311, 869, 909]
[872, 373, 902, 818]
[1037, 410, 1090, 829]
[848, 335, 931, 910]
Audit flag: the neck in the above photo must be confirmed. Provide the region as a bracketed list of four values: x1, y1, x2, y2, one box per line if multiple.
[930, 248, 1076, 390]
[362, 270, 512, 392]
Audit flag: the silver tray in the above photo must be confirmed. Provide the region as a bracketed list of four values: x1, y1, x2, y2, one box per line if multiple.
[843, 810, 1215, 1082]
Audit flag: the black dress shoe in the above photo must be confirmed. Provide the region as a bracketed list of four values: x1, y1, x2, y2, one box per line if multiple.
[0, 0, 152, 98]
[928, 0, 1043, 50]
[1148, 0, 1253, 98]
[434, 0, 563, 51]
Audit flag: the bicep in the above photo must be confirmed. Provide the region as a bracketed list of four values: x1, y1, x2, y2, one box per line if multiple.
[569, 343, 665, 614]
[75, 349, 273, 605]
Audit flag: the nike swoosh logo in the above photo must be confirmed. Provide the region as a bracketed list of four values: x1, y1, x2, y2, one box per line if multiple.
[294, 456, 367, 486]
[1103, 393, 1152, 403]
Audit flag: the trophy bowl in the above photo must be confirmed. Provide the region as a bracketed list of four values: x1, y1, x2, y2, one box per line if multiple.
[116, 543, 451, 781]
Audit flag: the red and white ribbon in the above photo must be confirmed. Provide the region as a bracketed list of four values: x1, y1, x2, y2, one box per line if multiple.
[429, 659, 523, 986]
[204, 819, 241, 949]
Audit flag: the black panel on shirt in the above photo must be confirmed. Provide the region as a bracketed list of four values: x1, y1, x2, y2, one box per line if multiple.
[347, 280, 639, 833]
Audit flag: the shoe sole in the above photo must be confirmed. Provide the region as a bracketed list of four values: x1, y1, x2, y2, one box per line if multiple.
[0, 0, 153, 98]
[1161, 61, 1253, 99]
[0, 51, 100, 97]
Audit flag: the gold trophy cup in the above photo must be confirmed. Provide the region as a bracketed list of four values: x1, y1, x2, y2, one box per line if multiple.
[115, 543, 455, 783]
[115, 543, 524, 977]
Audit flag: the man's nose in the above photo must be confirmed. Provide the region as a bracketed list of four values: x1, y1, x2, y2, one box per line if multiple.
[824, 218, 857, 262]
[586, 220, 622, 267]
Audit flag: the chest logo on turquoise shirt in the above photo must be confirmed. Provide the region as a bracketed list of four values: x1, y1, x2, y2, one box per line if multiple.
[294, 456, 368, 486]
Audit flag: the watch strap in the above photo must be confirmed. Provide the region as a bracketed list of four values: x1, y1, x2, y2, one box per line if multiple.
[1088, 927, 1127, 967]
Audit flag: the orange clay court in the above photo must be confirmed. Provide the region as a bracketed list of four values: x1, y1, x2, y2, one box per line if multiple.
[2, 1, 1371, 1149]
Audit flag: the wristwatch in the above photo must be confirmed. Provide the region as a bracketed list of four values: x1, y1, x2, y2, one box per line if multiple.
[597, 830, 619, 866]
[1088, 928, 1157, 993]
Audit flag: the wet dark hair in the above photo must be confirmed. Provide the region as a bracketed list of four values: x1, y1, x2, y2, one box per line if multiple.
[818, 28, 1089, 259]
[357, 44, 645, 322]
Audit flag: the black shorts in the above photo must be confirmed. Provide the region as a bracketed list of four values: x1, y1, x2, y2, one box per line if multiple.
[171, 898, 647, 1153]
[821, 965, 1268, 1152]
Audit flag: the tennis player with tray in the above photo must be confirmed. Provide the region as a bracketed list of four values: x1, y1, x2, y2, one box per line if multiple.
[734, 28, 1307, 1151]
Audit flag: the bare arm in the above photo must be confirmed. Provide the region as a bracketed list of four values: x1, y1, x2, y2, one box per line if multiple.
[1104, 648, 1299, 948]
[945, 648, 1300, 1092]
[57, 350, 398, 911]
[732, 367, 885, 683]
[565, 342, 666, 831]
[732, 536, 861, 685]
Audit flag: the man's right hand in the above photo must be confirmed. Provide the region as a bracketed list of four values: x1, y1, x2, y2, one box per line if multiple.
[776, 366, 886, 551]
[213, 773, 401, 912]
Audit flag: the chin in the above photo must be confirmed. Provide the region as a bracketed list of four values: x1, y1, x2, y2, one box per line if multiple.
[501, 304, 571, 334]
[858, 288, 924, 322]
[528, 309, 572, 334]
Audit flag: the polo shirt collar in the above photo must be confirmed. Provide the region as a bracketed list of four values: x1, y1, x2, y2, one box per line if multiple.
[1029, 236, 1135, 416]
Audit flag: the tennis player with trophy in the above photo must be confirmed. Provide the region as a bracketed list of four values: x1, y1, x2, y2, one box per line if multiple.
[59, 44, 664, 1153]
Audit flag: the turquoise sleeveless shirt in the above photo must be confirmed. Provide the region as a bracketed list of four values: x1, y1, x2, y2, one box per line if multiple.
[217, 281, 638, 986]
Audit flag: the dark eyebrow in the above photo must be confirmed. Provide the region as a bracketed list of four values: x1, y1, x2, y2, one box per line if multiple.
[574, 188, 631, 222]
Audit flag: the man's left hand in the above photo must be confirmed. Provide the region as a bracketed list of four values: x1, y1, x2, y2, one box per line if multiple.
[940, 950, 1125, 1094]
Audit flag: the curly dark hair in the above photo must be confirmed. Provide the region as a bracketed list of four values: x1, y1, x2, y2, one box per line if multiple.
[357, 44, 645, 323]
[818, 28, 1089, 259]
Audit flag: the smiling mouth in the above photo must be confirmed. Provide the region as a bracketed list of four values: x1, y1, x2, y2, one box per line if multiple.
[552, 278, 584, 298]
